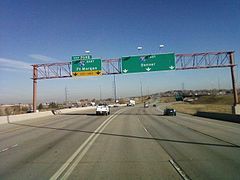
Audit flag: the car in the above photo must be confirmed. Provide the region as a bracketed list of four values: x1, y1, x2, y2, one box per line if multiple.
[27, 109, 34, 113]
[163, 108, 176, 116]
[96, 104, 110, 115]
[144, 102, 149, 108]
[153, 104, 156, 107]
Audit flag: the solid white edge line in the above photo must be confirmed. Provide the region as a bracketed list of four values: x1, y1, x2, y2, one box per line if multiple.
[50, 108, 126, 180]
[169, 159, 190, 180]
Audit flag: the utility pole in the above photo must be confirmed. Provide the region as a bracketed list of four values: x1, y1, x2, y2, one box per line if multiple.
[181, 82, 185, 92]
[65, 86, 68, 103]
[140, 80, 143, 102]
[217, 77, 220, 90]
[99, 85, 102, 101]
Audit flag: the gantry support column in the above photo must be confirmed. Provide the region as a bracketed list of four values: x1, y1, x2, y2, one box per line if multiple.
[229, 52, 239, 114]
[33, 65, 38, 112]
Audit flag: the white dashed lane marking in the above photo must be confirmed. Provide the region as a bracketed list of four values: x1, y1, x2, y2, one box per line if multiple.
[0, 144, 18, 153]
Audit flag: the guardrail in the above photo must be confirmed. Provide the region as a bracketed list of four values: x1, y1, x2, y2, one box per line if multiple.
[195, 111, 240, 123]
[0, 107, 95, 125]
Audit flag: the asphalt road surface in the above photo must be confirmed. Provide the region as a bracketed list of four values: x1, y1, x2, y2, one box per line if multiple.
[0, 106, 240, 179]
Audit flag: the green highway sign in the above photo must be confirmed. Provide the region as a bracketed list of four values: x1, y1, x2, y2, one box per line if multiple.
[72, 55, 92, 61]
[72, 58, 102, 76]
[121, 53, 175, 74]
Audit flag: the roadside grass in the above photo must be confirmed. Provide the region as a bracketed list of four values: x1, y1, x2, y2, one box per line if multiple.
[169, 103, 232, 115]
[166, 95, 235, 115]
[159, 97, 176, 103]
[192, 95, 234, 105]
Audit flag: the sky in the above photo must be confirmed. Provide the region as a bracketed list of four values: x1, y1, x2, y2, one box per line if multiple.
[0, 0, 240, 104]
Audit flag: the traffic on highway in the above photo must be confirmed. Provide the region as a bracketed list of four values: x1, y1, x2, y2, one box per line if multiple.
[0, 102, 240, 179]
[1, 0, 239, 179]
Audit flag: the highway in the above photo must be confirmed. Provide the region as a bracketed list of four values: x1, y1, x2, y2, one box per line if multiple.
[0, 105, 240, 179]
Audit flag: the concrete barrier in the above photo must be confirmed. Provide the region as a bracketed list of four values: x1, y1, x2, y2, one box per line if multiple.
[195, 111, 240, 123]
[0, 106, 95, 125]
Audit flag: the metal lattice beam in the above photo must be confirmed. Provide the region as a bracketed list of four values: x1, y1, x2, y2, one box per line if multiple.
[175, 51, 234, 70]
[102, 58, 121, 75]
[32, 62, 71, 80]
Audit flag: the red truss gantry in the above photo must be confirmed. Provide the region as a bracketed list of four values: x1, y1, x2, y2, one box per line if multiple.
[175, 51, 235, 70]
[32, 62, 71, 80]
[32, 51, 238, 113]
[32, 51, 235, 80]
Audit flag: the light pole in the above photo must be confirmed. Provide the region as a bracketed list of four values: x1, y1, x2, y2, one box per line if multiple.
[85, 50, 91, 59]
[99, 85, 102, 101]
[159, 44, 164, 52]
[140, 80, 143, 102]
[65, 86, 68, 103]
[85, 50, 90, 54]
[137, 46, 143, 54]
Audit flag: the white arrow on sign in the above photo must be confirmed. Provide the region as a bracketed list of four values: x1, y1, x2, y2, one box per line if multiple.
[123, 69, 128, 73]
[146, 67, 151, 71]
[169, 66, 175, 70]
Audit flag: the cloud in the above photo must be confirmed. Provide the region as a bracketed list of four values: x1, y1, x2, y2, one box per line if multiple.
[0, 67, 25, 72]
[29, 54, 58, 62]
[0, 58, 31, 71]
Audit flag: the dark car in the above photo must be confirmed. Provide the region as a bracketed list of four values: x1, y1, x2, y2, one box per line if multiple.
[153, 104, 156, 107]
[163, 108, 176, 116]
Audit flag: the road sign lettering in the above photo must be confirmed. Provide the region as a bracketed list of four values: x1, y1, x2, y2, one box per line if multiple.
[72, 55, 92, 61]
[72, 70, 102, 76]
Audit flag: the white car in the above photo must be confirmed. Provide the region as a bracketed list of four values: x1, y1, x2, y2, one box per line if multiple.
[96, 104, 110, 115]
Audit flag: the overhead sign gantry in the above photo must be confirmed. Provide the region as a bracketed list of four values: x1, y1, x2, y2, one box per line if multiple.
[31, 51, 239, 114]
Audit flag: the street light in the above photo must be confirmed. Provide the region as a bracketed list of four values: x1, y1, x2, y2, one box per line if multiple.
[85, 50, 90, 54]
[137, 46, 143, 55]
[159, 44, 164, 52]
[99, 85, 102, 101]
[140, 80, 143, 102]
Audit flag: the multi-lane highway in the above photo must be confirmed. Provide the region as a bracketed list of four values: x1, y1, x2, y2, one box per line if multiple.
[0, 105, 240, 179]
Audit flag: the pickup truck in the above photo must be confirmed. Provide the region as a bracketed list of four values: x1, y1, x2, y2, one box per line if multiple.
[96, 104, 110, 115]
